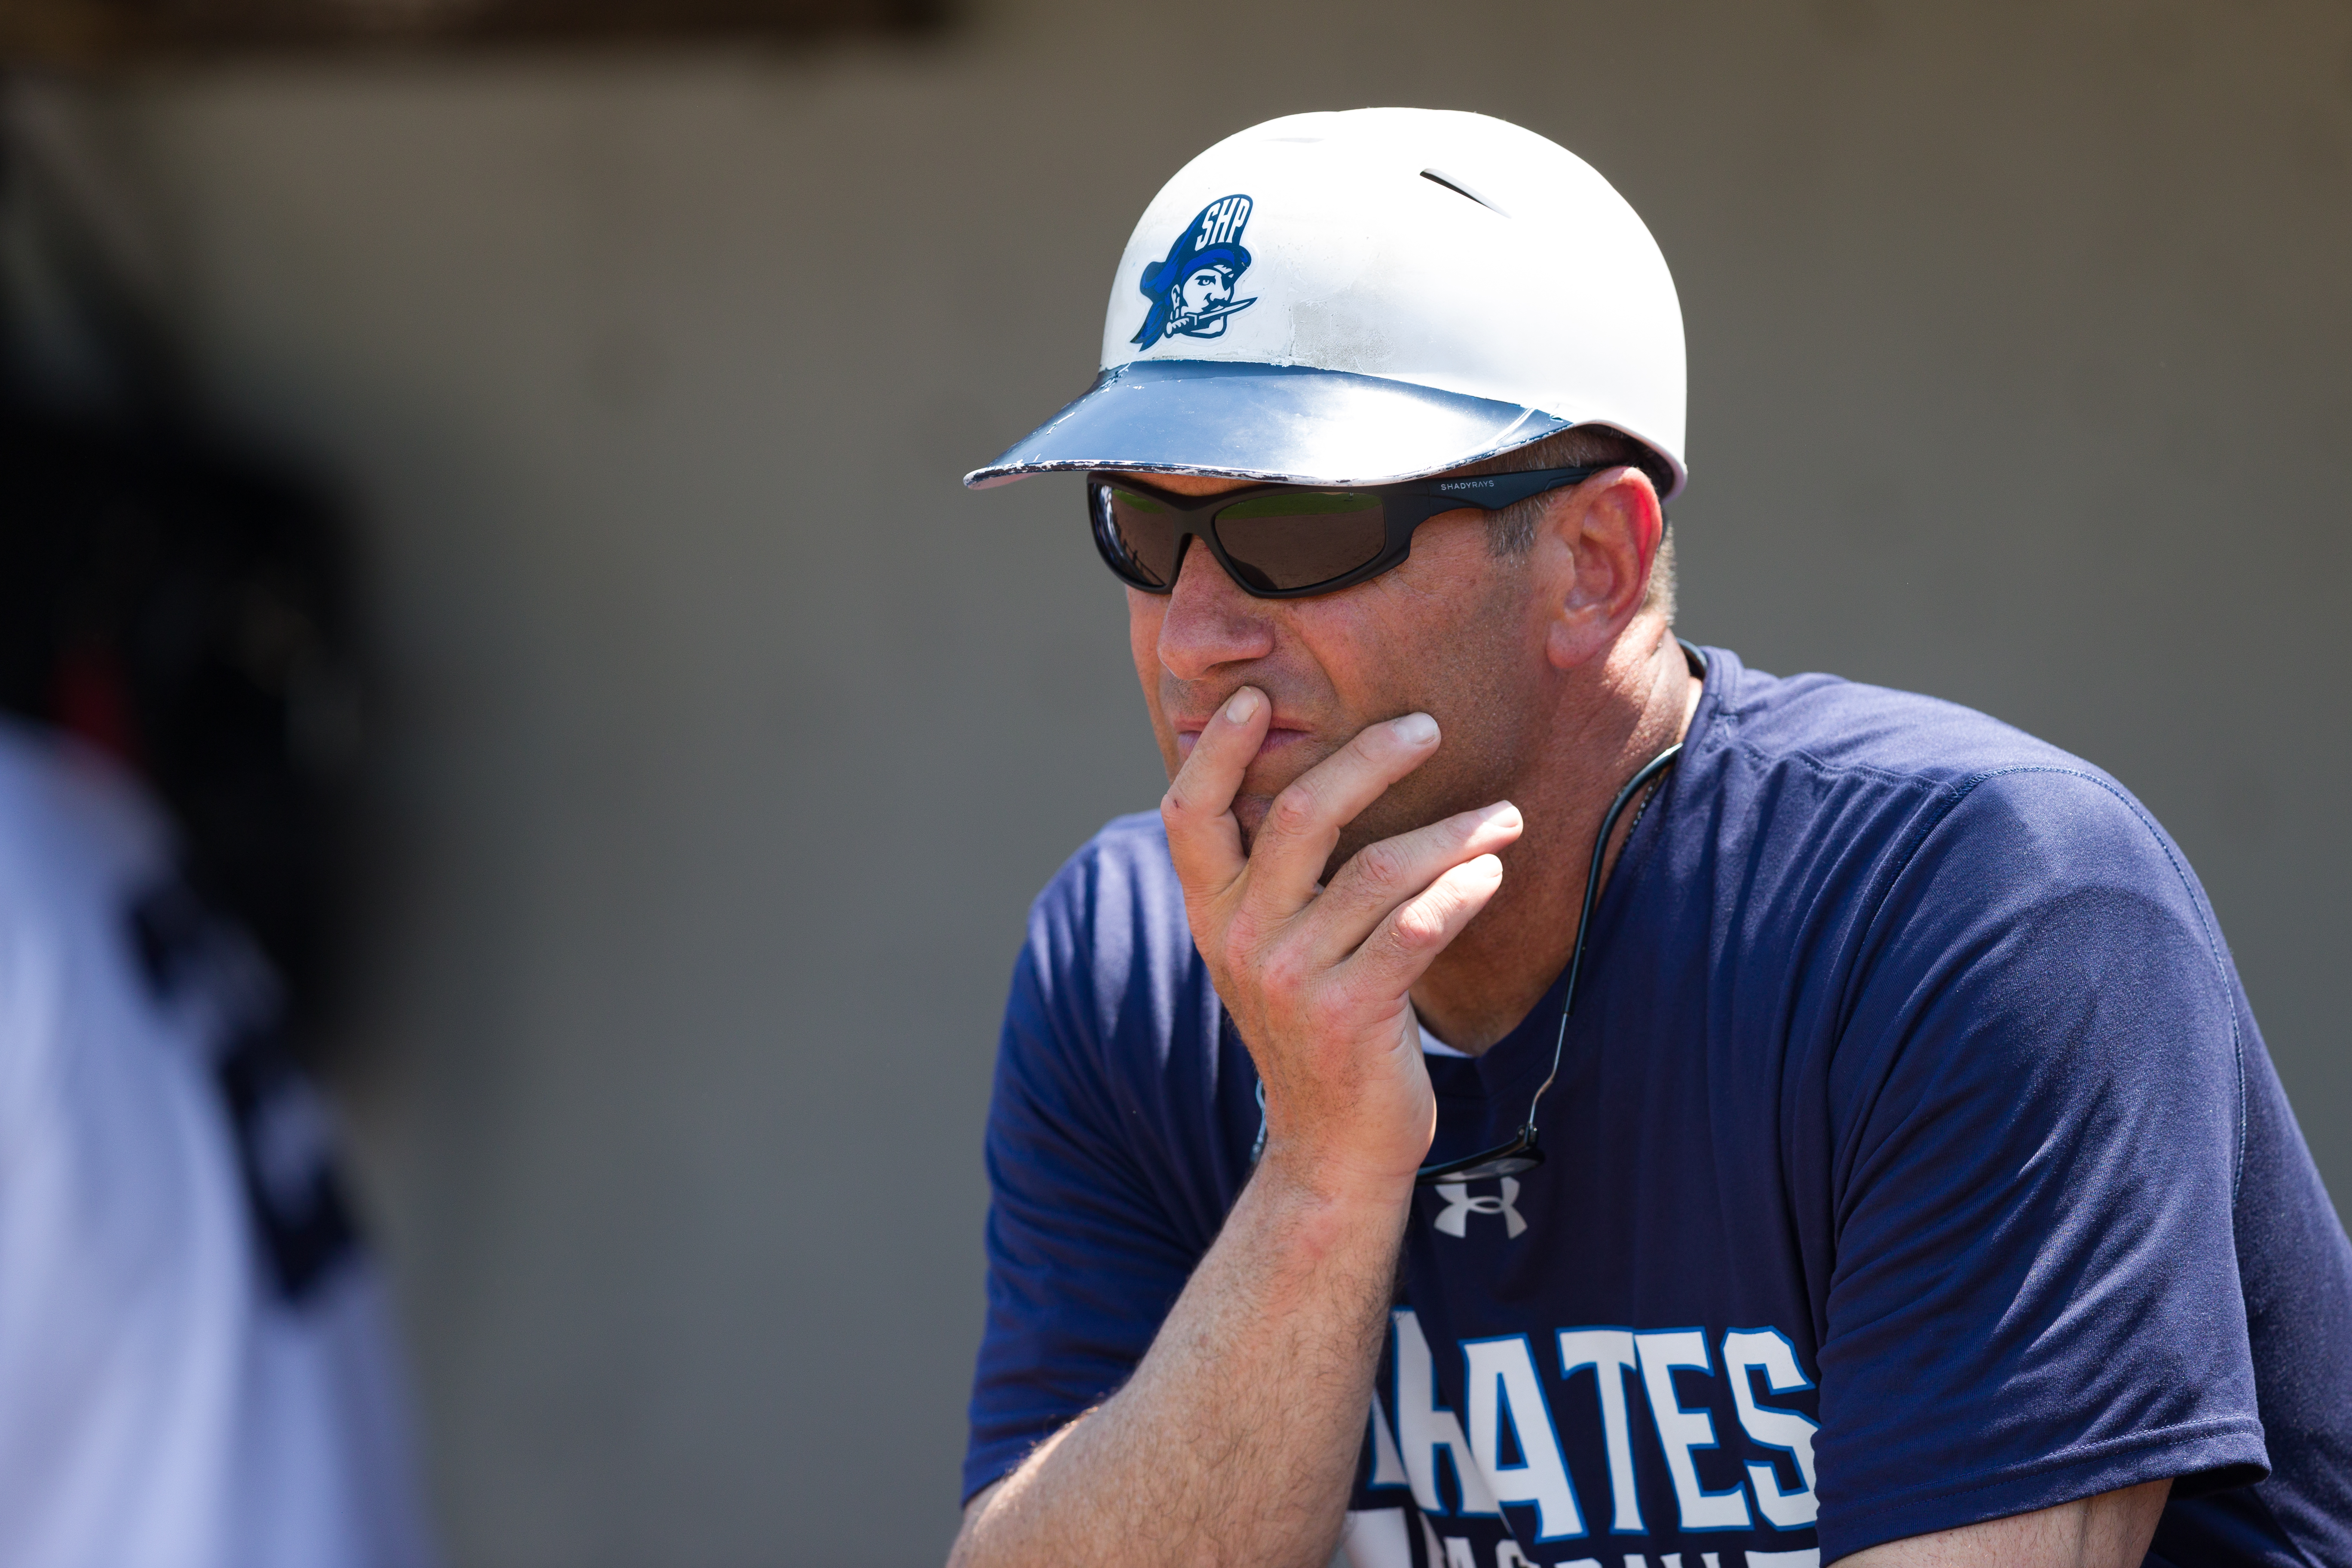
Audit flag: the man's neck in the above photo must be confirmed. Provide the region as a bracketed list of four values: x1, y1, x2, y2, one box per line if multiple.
[1409, 623, 1702, 1054]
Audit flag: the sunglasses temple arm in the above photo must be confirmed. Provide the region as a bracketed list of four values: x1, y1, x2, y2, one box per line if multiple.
[1398, 466, 1601, 514]
[1490, 468, 1594, 509]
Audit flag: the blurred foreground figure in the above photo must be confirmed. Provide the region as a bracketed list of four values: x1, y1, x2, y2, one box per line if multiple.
[0, 717, 435, 1568]
[0, 83, 435, 1566]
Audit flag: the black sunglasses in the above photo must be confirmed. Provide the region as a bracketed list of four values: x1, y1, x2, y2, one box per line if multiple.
[1088, 466, 1604, 600]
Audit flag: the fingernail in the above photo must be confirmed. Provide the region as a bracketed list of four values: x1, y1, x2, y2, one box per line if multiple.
[1225, 689, 1259, 724]
[1393, 712, 1438, 745]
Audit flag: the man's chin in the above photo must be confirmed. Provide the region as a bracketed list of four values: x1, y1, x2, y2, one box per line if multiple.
[1230, 795, 1274, 852]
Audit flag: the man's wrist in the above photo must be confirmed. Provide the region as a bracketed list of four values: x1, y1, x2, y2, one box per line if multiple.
[1247, 1145, 1418, 1244]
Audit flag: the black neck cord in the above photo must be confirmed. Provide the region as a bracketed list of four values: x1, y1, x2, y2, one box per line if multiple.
[1515, 740, 1684, 1133]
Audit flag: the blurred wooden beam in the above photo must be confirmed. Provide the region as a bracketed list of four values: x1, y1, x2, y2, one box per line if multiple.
[0, 0, 944, 64]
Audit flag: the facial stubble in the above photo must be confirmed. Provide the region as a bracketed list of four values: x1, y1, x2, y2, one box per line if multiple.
[1239, 569, 1540, 886]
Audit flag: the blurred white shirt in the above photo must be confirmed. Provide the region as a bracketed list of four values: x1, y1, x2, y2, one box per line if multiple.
[0, 720, 435, 1568]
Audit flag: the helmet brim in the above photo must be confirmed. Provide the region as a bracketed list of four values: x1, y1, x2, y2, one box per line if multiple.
[963, 360, 1574, 491]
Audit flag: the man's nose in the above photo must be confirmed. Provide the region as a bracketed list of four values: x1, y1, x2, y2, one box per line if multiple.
[1157, 536, 1275, 682]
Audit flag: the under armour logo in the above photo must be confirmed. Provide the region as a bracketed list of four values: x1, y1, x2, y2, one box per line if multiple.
[1431, 1178, 1526, 1239]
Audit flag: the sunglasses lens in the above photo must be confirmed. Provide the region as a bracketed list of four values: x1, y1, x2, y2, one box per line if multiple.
[1091, 483, 1182, 589]
[1212, 491, 1386, 592]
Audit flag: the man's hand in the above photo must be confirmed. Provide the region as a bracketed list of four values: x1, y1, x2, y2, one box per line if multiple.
[949, 693, 1522, 1568]
[1162, 688, 1523, 1191]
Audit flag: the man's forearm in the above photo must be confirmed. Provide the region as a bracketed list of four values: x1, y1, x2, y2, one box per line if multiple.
[1834, 1479, 2170, 1568]
[949, 1158, 1411, 1568]
[952, 697, 1499, 1565]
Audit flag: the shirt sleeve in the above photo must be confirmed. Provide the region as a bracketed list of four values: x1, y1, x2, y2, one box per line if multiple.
[1813, 767, 2269, 1560]
[961, 837, 1230, 1504]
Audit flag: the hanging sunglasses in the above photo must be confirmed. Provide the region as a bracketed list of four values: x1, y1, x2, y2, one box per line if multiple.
[1088, 466, 1604, 600]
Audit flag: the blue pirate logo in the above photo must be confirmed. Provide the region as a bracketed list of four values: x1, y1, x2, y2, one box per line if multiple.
[1132, 193, 1258, 346]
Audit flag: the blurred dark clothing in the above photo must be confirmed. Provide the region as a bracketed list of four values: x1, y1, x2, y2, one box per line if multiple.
[0, 407, 361, 1034]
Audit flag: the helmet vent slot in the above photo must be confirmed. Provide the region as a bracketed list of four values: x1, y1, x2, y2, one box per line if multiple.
[1420, 168, 1509, 217]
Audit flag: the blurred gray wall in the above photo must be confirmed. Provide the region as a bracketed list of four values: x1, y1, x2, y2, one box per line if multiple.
[58, 0, 2352, 1561]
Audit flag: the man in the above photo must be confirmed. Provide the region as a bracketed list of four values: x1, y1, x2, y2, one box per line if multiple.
[951, 109, 2352, 1568]
[0, 718, 437, 1568]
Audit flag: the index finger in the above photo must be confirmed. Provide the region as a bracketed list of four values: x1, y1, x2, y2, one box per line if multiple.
[1239, 712, 1440, 914]
[1159, 686, 1271, 904]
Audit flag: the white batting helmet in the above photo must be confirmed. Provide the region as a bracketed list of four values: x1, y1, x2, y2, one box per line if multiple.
[966, 107, 1688, 497]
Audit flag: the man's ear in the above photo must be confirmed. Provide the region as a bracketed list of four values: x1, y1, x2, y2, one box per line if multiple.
[1536, 466, 1664, 673]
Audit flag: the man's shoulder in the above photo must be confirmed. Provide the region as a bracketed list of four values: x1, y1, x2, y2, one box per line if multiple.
[1004, 811, 1220, 1098]
[1699, 648, 2194, 914]
[1021, 809, 1194, 985]
[1078, 808, 1176, 867]
[1707, 646, 2095, 795]
[1034, 809, 1179, 915]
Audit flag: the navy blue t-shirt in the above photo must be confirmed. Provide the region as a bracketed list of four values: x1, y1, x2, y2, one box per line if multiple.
[967, 647, 2352, 1567]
